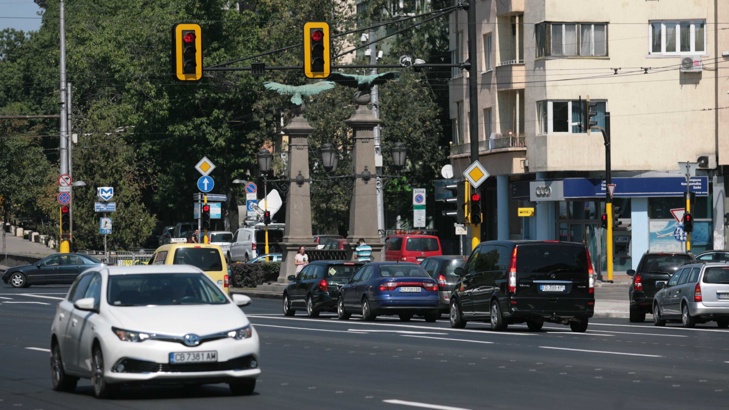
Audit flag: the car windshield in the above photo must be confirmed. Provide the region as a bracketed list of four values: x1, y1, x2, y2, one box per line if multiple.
[172, 248, 223, 271]
[210, 233, 233, 242]
[107, 273, 228, 306]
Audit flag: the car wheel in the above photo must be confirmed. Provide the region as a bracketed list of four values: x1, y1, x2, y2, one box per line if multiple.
[526, 319, 544, 331]
[490, 300, 507, 331]
[716, 319, 729, 329]
[337, 296, 350, 320]
[681, 304, 696, 328]
[306, 295, 320, 318]
[653, 304, 666, 326]
[229, 378, 256, 395]
[424, 312, 438, 323]
[9, 272, 28, 288]
[570, 319, 589, 332]
[629, 309, 646, 323]
[92, 345, 117, 399]
[361, 297, 376, 321]
[51, 342, 78, 392]
[282, 294, 295, 316]
[398, 313, 413, 322]
[449, 299, 466, 329]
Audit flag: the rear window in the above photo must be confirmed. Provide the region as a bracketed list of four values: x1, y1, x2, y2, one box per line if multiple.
[380, 265, 429, 278]
[255, 230, 284, 243]
[387, 237, 403, 251]
[703, 267, 729, 284]
[641, 254, 693, 273]
[173, 248, 223, 272]
[326, 263, 364, 279]
[515, 244, 589, 274]
[210, 233, 233, 242]
[405, 237, 440, 252]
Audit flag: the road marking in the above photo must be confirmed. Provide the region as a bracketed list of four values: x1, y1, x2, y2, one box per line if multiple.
[590, 322, 729, 333]
[26, 347, 49, 353]
[20, 293, 65, 301]
[540, 346, 662, 358]
[0, 296, 12, 300]
[383, 399, 470, 410]
[1, 301, 49, 305]
[254, 324, 352, 334]
[348, 329, 448, 335]
[401, 335, 494, 344]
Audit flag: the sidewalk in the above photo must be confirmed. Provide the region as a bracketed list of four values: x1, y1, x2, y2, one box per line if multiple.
[0, 231, 55, 271]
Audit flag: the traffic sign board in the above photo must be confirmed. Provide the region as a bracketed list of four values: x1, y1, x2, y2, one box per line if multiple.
[58, 174, 72, 187]
[195, 156, 216, 176]
[98, 187, 114, 201]
[95, 202, 117, 212]
[197, 176, 214, 193]
[57, 192, 71, 205]
[100, 217, 112, 234]
[463, 160, 489, 189]
[245, 182, 257, 194]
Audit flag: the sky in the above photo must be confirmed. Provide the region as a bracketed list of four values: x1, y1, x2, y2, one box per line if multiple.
[0, 0, 43, 32]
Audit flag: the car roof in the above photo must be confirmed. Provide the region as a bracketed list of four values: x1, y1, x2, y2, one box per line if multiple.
[308, 260, 363, 265]
[422, 255, 466, 260]
[208, 231, 233, 235]
[154, 243, 223, 251]
[99, 265, 203, 276]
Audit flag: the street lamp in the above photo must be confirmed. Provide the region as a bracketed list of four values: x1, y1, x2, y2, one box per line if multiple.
[320, 143, 339, 172]
[320, 141, 407, 173]
[257, 149, 273, 256]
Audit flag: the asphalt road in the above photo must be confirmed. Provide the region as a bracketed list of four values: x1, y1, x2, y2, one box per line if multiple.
[1, 287, 727, 410]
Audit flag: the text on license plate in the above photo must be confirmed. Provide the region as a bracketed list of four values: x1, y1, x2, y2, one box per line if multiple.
[400, 287, 421, 292]
[540, 284, 566, 292]
[169, 351, 218, 363]
[718, 293, 729, 300]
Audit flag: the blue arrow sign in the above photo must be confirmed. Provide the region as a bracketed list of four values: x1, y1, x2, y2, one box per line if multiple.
[197, 176, 214, 193]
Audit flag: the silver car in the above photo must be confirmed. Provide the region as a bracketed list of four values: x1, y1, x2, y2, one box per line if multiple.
[653, 262, 729, 328]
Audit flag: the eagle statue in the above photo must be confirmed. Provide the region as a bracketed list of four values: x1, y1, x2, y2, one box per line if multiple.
[263, 81, 336, 106]
[327, 72, 400, 104]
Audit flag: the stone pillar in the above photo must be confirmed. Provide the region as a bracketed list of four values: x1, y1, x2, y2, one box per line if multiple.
[278, 114, 316, 282]
[345, 104, 384, 258]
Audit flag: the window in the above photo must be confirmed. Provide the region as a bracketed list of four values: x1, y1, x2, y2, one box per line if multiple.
[452, 31, 463, 78]
[535, 22, 608, 57]
[649, 20, 705, 55]
[484, 108, 492, 144]
[536, 99, 606, 134]
[483, 32, 492, 71]
[453, 102, 465, 145]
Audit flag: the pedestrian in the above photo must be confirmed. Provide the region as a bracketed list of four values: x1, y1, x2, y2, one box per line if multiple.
[354, 238, 372, 262]
[188, 229, 200, 243]
[294, 246, 309, 273]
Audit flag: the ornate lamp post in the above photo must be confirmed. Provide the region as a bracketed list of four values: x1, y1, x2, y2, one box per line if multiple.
[257, 149, 273, 256]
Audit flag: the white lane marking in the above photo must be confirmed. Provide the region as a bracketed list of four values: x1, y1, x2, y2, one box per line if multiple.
[1, 301, 49, 305]
[21, 293, 64, 301]
[0, 296, 12, 300]
[26, 347, 49, 353]
[401, 335, 494, 344]
[383, 399, 471, 410]
[540, 346, 662, 358]
[544, 331, 615, 337]
[348, 329, 448, 335]
[254, 324, 352, 334]
[590, 322, 729, 333]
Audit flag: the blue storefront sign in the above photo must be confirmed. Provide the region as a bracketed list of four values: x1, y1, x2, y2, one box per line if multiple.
[525, 176, 709, 201]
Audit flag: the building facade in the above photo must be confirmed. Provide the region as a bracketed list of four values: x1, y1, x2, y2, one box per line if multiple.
[448, 0, 728, 272]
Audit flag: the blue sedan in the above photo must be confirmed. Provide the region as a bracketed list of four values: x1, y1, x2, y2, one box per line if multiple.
[337, 262, 440, 322]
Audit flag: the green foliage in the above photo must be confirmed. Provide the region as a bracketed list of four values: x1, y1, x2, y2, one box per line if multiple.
[230, 261, 281, 287]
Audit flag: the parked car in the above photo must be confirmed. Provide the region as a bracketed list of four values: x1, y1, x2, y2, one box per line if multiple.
[49, 265, 260, 398]
[248, 253, 283, 263]
[2, 253, 103, 288]
[171, 222, 195, 243]
[208, 230, 233, 260]
[450, 240, 595, 332]
[323, 238, 348, 250]
[283, 260, 365, 317]
[695, 250, 729, 262]
[420, 255, 467, 315]
[337, 262, 439, 322]
[149, 243, 230, 294]
[157, 225, 174, 246]
[627, 252, 695, 322]
[384, 233, 442, 262]
[314, 234, 343, 249]
[652, 262, 729, 328]
[229, 223, 285, 263]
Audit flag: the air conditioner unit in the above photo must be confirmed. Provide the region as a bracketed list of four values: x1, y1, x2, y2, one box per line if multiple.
[680, 56, 703, 73]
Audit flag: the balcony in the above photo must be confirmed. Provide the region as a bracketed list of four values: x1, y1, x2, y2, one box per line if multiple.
[495, 60, 525, 90]
[449, 133, 527, 176]
[496, 0, 524, 16]
[526, 133, 605, 173]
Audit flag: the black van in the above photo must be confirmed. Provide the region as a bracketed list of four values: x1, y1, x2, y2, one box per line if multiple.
[450, 240, 595, 332]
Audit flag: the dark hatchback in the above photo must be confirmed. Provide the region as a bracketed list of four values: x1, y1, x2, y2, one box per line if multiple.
[283, 260, 365, 317]
[627, 252, 695, 322]
[420, 255, 467, 314]
[2, 253, 103, 288]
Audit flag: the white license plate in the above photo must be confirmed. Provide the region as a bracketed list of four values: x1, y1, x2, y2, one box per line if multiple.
[169, 351, 218, 363]
[400, 287, 421, 292]
[540, 284, 566, 292]
[718, 293, 729, 300]
[416, 258, 425, 262]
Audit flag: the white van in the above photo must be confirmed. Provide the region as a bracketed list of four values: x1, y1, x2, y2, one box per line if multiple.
[229, 223, 285, 263]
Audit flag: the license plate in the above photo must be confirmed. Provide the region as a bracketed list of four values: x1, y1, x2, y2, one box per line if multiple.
[416, 258, 425, 262]
[169, 351, 218, 363]
[400, 287, 421, 293]
[540, 284, 566, 292]
[718, 293, 729, 300]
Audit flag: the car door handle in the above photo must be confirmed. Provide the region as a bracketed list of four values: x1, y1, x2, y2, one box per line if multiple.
[71, 318, 78, 327]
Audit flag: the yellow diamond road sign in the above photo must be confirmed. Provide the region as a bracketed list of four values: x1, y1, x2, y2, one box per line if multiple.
[464, 160, 489, 189]
[195, 156, 216, 176]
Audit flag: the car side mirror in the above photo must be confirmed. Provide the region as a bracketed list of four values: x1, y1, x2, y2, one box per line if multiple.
[231, 293, 252, 307]
[287, 275, 296, 281]
[454, 266, 464, 276]
[74, 297, 96, 312]
[656, 282, 666, 290]
[626, 269, 635, 276]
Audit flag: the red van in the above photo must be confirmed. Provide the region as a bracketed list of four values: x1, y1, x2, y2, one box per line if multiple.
[384, 233, 442, 262]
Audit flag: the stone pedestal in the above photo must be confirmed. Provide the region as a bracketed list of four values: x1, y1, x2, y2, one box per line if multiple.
[278, 114, 314, 283]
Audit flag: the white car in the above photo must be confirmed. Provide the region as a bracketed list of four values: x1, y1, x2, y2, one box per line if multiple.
[50, 265, 261, 398]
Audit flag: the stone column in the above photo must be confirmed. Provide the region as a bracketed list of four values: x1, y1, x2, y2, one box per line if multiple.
[278, 114, 316, 282]
[345, 104, 384, 259]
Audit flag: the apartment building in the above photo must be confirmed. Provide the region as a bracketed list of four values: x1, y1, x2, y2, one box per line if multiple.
[448, 0, 728, 271]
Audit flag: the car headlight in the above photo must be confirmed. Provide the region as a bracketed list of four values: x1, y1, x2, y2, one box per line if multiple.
[227, 324, 253, 340]
[112, 326, 152, 342]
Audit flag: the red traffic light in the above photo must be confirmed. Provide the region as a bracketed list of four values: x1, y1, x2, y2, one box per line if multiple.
[61, 206, 69, 214]
[202, 204, 210, 212]
[471, 193, 481, 202]
[183, 32, 196, 44]
[311, 29, 324, 42]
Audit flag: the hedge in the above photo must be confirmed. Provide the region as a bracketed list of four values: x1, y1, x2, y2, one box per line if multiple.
[229, 261, 281, 287]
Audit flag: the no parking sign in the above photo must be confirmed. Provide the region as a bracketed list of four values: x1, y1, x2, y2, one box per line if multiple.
[413, 188, 426, 228]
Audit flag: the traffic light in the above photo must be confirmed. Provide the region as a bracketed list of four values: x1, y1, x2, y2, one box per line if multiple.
[173, 23, 202, 81]
[600, 213, 608, 229]
[303, 22, 331, 79]
[442, 181, 466, 224]
[263, 210, 271, 225]
[613, 206, 621, 228]
[61, 206, 70, 233]
[583, 96, 598, 135]
[470, 189, 482, 225]
[201, 203, 211, 229]
[683, 213, 694, 233]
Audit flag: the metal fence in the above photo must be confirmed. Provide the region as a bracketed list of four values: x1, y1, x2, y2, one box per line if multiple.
[82, 250, 154, 266]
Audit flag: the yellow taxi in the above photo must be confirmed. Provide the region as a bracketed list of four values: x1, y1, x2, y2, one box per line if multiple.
[149, 243, 230, 294]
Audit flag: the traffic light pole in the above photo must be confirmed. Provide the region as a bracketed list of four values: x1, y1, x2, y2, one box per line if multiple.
[603, 113, 613, 282]
[684, 163, 691, 252]
[466, 0, 480, 251]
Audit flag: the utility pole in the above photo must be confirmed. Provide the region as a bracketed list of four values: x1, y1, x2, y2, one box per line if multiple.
[59, 0, 70, 253]
[466, 0, 480, 250]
